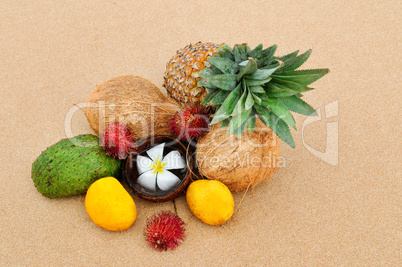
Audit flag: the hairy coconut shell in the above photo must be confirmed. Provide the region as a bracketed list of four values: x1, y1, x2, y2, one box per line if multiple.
[196, 119, 280, 191]
[85, 76, 181, 140]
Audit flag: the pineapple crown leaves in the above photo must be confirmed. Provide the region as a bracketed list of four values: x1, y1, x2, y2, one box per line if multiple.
[198, 43, 329, 148]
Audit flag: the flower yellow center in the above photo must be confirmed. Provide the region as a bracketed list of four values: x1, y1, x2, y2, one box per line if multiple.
[151, 158, 167, 174]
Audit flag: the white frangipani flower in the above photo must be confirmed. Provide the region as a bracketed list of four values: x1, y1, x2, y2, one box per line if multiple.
[136, 143, 186, 191]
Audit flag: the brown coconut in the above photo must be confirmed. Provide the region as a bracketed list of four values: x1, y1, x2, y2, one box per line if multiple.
[196, 118, 280, 191]
[85, 75, 181, 140]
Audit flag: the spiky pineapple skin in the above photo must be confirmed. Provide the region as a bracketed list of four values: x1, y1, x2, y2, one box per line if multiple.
[163, 42, 220, 106]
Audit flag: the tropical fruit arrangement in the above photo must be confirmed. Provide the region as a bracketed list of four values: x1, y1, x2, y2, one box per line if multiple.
[31, 41, 328, 251]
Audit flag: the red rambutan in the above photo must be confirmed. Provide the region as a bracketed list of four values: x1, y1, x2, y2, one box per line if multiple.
[144, 211, 185, 251]
[169, 104, 212, 141]
[101, 122, 136, 160]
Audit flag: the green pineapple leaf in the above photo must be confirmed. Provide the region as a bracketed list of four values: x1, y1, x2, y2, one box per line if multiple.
[233, 119, 248, 136]
[253, 104, 271, 124]
[250, 44, 263, 58]
[267, 112, 295, 148]
[261, 98, 297, 130]
[208, 57, 238, 74]
[247, 109, 256, 132]
[219, 44, 235, 60]
[256, 44, 277, 67]
[276, 50, 299, 61]
[210, 83, 241, 124]
[245, 90, 255, 111]
[246, 65, 280, 80]
[265, 83, 299, 97]
[197, 80, 219, 89]
[220, 118, 230, 128]
[199, 43, 328, 148]
[271, 69, 329, 85]
[280, 49, 312, 71]
[251, 92, 262, 104]
[233, 44, 250, 62]
[239, 45, 251, 57]
[198, 67, 219, 78]
[227, 108, 252, 134]
[255, 104, 295, 147]
[209, 90, 231, 105]
[231, 84, 248, 116]
[250, 85, 266, 94]
[203, 74, 237, 90]
[256, 92, 269, 100]
[271, 78, 314, 93]
[201, 89, 219, 104]
[281, 95, 317, 116]
[237, 58, 258, 81]
[244, 77, 272, 86]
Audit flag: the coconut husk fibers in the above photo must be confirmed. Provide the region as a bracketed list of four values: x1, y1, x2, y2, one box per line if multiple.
[85, 75, 181, 140]
[196, 118, 280, 191]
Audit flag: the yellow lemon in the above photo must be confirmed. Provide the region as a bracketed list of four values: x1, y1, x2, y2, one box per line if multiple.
[186, 180, 234, 225]
[85, 177, 137, 231]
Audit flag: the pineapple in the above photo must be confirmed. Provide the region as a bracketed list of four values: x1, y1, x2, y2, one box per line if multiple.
[163, 42, 221, 106]
[198, 43, 329, 148]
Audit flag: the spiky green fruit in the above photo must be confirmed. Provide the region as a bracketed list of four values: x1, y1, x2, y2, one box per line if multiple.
[32, 134, 121, 198]
[199, 43, 329, 147]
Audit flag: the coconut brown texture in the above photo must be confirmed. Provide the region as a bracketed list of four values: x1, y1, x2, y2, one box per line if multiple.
[196, 119, 280, 191]
[85, 76, 181, 140]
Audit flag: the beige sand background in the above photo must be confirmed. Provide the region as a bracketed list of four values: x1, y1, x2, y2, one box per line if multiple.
[1, 0, 400, 265]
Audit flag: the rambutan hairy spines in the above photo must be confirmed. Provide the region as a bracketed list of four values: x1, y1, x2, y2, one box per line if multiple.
[169, 112, 183, 138]
[101, 122, 137, 160]
[144, 211, 185, 251]
[168, 104, 212, 142]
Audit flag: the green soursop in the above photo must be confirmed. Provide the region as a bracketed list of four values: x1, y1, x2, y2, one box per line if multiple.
[32, 134, 121, 198]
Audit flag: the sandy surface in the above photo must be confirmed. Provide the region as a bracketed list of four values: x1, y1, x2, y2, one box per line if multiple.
[1, 0, 400, 265]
